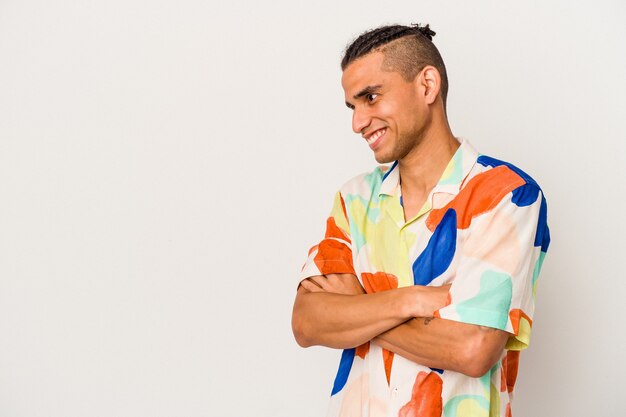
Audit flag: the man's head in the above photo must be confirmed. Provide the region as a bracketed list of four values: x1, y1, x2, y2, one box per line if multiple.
[340, 24, 450, 164]
[341, 24, 448, 108]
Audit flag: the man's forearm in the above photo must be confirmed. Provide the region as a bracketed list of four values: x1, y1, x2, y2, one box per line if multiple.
[292, 286, 421, 349]
[373, 317, 510, 377]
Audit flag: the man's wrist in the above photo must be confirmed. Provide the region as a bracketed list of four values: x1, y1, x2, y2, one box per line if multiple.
[404, 285, 449, 318]
[398, 285, 427, 318]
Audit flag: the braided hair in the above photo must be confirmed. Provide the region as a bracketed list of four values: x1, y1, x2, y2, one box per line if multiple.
[341, 23, 448, 108]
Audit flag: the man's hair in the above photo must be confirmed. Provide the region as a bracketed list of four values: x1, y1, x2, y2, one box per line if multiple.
[341, 24, 449, 108]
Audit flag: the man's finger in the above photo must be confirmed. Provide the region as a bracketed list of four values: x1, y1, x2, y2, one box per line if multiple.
[308, 275, 330, 290]
[300, 278, 324, 292]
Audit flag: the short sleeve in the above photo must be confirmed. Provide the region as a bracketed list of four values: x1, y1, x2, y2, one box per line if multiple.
[298, 191, 355, 285]
[434, 186, 550, 350]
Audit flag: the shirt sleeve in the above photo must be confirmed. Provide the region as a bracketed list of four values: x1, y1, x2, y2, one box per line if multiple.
[298, 191, 355, 285]
[434, 186, 549, 350]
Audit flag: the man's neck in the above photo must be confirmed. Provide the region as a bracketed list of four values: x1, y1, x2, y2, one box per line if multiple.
[397, 128, 460, 196]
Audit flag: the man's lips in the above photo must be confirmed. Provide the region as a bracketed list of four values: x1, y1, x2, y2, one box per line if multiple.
[364, 128, 386, 148]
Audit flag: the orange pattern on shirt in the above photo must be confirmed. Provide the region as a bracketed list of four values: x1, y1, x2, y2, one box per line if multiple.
[426, 165, 525, 231]
[504, 351, 521, 393]
[355, 342, 369, 359]
[509, 308, 533, 336]
[361, 271, 398, 383]
[324, 216, 351, 242]
[398, 371, 443, 417]
[313, 217, 355, 275]
[361, 272, 398, 293]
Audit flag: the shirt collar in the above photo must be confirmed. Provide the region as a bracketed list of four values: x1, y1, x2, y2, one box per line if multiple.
[379, 160, 400, 196]
[378, 137, 479, 198]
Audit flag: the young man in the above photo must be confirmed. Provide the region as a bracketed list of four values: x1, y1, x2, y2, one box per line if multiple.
[292, 24, 550, 417]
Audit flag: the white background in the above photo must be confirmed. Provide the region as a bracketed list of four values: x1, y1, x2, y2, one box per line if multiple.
[1, 1, 625, 416]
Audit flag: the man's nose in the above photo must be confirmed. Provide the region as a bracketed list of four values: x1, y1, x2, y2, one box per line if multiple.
[352, 107, 371, 134]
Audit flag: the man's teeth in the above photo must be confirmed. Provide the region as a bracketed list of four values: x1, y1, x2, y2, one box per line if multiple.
[367, 129, 385, 144]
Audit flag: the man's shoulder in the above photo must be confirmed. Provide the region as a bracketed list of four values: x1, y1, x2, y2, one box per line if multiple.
[451, 153, 549, 251]
[474, 154, 542, 189]
[463, 153, 546, 198]
[337, 163, 394, 197]
[466, 153, 550, 252]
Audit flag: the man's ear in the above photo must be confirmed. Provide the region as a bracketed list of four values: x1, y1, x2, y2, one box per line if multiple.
[419, 66, 441, 105]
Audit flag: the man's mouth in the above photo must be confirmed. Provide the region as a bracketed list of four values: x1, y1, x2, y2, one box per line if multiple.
[366, 128, 386, 147]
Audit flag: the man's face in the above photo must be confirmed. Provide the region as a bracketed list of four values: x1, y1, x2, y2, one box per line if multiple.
[341, 52, 428, 164]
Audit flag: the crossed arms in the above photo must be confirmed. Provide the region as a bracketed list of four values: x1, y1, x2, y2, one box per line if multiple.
[291, 273, 510, 378]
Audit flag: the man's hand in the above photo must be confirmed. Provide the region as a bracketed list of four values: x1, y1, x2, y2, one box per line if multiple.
[299, 273, 366, 295]
[417, 284, 451, 317]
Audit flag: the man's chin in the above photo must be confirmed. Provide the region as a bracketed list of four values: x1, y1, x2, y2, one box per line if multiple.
[373, 153, 394, 164]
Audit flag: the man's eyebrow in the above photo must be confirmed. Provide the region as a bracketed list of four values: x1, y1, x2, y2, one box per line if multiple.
[353, 85, 382, 100]
[345, 84, 383, 109]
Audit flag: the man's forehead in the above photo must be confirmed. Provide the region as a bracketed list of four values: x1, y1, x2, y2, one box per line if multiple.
[341, 52, 387, 91]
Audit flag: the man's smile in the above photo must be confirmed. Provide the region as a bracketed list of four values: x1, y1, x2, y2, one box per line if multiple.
[364, 128, 386, 148]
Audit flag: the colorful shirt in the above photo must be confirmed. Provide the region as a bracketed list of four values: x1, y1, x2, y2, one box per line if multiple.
[299, 138, 550, 417]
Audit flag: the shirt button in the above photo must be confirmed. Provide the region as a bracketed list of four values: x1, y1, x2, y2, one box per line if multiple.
[392, 387, 399, 397]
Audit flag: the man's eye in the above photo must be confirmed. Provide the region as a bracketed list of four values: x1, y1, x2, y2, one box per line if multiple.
[367, 93, 378, 102]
